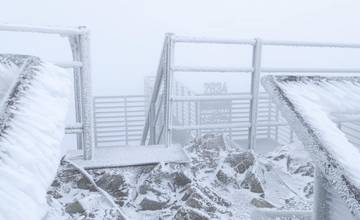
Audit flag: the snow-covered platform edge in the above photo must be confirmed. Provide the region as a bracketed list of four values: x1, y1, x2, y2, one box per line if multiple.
[66, 144, 190, 169]
[261, 75, 360, 218]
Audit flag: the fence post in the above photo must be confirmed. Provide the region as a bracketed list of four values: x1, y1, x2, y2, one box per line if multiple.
[124, 97, 128, 145]
[164, 33, 175, 147]
[312, 166, 328, 220]
[248, 39, 262, 150]
[68, 35, 83, 150]
[78, 27, 94, 160]
[149, 102, 156, 144]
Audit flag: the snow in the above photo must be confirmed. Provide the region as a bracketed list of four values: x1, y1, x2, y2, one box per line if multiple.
[72, 135, 313, 220]
[272, 76, 360, 186]
[0, 55, 71, 220]
[262, 75, 360, 218]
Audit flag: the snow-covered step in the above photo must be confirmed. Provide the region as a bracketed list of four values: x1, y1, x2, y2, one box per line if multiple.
[66, 144, 190, 169]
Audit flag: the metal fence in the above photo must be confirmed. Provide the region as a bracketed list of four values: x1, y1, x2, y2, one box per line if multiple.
[93, 95, 146, 147]
[95, 92, 294, 148]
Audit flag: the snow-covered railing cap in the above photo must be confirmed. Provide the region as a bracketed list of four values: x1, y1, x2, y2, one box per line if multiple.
[0, 54, 72, 220]
[262, 75, 360, 219]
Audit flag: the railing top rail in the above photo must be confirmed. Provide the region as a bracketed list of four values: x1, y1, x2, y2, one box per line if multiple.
[263, 40, 360, 49]
[173, 35, 255, 45]
[0, 23, 87, 35]
[172, 66, 253, 73]
[172, 35, 360, 49]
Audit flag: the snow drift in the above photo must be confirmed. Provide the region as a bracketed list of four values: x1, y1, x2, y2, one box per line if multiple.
[0, 55, 71, 220]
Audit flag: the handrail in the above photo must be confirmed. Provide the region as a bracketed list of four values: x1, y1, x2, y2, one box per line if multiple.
[141, 37, 168, 145]
[0, 23, 87, 35]
[141, 34, 360, 149]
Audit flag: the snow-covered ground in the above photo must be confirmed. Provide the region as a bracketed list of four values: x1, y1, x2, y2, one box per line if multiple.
[48, 135, 314, 220]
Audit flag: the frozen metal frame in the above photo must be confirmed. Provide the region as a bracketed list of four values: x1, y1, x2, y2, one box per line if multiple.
[142, 34, 360, 150]
[0, 24, 94, 160]
[261, 75, 360, 220]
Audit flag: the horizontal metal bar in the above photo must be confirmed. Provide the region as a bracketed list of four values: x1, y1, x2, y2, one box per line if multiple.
[172, 66, 253, 73]
[172, 121, 287, 131]
[172, 94, 252, 101]
[0, 24, 87, 35]
[173, 35, 255, 45]
[171, 123, 251, 130]
[54, 61, 83, 68]
[94, 95, 145, 99]
[65, 123, 83, 134]
[263, 39, 360, 49]
[261, 67, 360, 73]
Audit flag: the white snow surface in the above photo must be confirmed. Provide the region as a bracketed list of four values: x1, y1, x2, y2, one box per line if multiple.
[0, 61, 71, 220]
[275, 77, 360, 187]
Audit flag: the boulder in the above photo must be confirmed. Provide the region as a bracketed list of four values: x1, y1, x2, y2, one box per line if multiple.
[65, 200, 85, 215]
[250, 198, 275, 208]
[95, 173, 129, 206]
[241, 171, 264, 194]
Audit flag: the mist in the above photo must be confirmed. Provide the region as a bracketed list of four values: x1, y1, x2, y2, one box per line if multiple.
[1, 0, 360, 96]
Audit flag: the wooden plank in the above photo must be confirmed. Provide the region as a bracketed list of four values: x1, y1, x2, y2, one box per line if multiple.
[66, 144, 189, 169]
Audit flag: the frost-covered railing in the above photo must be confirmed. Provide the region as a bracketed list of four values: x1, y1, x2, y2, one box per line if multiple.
[0, 24, 94, 160]
[262, 76, 360, 220]
[93, 95, 146, 147]
[142, 35, 360, 150]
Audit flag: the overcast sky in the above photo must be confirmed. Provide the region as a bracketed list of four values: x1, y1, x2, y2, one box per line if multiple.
[1, 0, 360, 95]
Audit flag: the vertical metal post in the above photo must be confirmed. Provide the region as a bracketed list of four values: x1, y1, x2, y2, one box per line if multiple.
[124, 97, 128, 145]
[149, 102, 156, 144]
[267, 97, 272, 138]
[248, 39, 262, 150]
[78, 26, 94, 160]
[93, 97, 98, 148]
[68, 35, 83, 150]
[312, 166, 328, 220]
[164, 33, 174, 147]
[275, 108, 279, 143]
[229, 100, 233, 139]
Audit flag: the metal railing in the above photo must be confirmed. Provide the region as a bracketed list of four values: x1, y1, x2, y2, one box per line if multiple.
[0, 24, 94, 160]
[93, 95, 146, 147]
[141, 34, 360, 151]
[95, 92, 293, 147]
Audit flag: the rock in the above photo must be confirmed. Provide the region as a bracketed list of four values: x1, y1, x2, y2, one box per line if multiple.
[185, 192, 217, 214]
[47, 190, 63, 199]
[139, 196, 169, 210]
[293, 162, 314, 177]
[241, 171, 264, 194]
[77, 176, 96, 191]
[250, 198, 275, 208]
[65, 200, 86, 215]
[232, 152, 255, 174]
[303, 182, 314, 198]
[174, 207, 210, 220]
[195, 184, 231, 207]
[95, 173, 129, 206]
[173, 171, 192, 187]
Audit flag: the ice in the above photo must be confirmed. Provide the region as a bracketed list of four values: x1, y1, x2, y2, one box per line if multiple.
[262, 75, 360, 218]
[0, 55, 71, 220]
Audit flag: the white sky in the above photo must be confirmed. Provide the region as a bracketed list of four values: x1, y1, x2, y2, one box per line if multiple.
[1, 0, 360, 95]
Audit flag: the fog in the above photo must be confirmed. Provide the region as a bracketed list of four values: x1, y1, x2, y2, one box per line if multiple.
[1, 0, 360, 95]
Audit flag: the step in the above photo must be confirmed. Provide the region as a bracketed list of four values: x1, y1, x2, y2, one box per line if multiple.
[66, 144, 189, 169]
